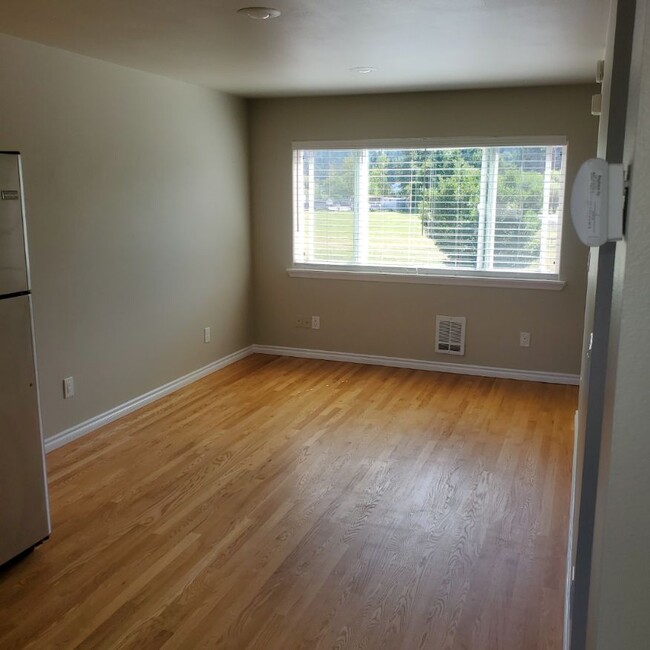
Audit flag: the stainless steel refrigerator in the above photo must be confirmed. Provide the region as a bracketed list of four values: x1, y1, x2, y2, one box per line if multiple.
[0, 152, 50, 566]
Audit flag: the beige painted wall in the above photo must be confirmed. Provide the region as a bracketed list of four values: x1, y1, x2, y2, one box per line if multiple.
[250, 85, 598, 375]
[0, 34, 251, 439]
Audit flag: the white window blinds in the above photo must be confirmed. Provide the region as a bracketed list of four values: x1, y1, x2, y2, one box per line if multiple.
[293, 142, 567, 278]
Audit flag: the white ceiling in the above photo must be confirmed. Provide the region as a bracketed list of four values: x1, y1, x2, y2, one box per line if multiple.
[0, 0, 611, 97]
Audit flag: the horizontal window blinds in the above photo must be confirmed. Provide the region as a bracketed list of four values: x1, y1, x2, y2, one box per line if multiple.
[293, 144, 567, 277]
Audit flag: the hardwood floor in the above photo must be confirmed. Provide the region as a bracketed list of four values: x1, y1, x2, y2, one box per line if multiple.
[0, 355, 577, 649]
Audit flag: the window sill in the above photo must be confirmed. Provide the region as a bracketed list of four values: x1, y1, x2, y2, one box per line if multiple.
[286, 267, 566, 291]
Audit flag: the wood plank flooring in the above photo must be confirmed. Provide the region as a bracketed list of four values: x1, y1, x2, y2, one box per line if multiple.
[0, 355, 577, 649]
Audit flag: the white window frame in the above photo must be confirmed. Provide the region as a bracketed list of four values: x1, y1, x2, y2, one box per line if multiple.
[289, 136, 568, 291]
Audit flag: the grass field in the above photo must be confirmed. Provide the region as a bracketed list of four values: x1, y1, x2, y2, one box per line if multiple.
[303, 210, 447, 267]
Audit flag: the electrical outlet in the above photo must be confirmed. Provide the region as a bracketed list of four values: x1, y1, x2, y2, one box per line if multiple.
[204, 327, 211, 343]
[311, 316, 320, 330]
[63, 376, 74, 399]
[520, 331, 531, 348]
[296, 315, 314, 329]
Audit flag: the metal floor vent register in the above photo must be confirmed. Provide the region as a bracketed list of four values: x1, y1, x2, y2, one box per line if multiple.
[435, 316, 466, 356]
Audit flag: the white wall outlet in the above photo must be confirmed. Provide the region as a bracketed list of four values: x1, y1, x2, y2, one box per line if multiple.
[520, 331, 531, 348]
[204, 327, 211, 343]
[63, 376, 74, 399]
[311, 315, 320, 330]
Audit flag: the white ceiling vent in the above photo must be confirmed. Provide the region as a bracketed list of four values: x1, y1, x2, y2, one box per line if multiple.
[435, 316, 466, 356]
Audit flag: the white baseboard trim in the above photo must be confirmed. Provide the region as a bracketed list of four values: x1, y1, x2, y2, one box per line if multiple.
[44, 343, 579, 453]
[252, 344, 580, 386]
[44, 346, 254, 453]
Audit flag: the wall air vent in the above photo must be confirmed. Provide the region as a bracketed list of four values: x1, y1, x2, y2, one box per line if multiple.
[435, 316, 466, 356]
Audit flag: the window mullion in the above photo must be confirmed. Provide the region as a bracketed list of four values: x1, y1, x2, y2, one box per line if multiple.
[484, 148, 500, 271]
[294, 150, 306, 261]
[554, 146, 566, 272]
[476, 148, 489, 270]
[354, 149, 370, 265]
[305, 151, 315, 261]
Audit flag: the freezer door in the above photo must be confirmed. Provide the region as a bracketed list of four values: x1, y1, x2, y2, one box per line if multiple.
[0, 153, 29, 296]
[0, 294, 50, 565]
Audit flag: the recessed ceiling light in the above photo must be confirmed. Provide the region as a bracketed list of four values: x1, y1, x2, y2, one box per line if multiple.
[238, 6, 281, 20]
[350, 67, 376, 74]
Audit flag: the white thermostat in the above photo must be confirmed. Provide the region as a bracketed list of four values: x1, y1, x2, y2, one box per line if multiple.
[570, 158, 624, 247]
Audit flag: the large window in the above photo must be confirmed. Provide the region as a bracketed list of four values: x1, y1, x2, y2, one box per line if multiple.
[292, 139, 567, 280]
